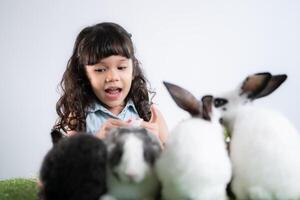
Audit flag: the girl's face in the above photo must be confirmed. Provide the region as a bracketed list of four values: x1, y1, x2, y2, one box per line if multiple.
[85, 55, 133, 115]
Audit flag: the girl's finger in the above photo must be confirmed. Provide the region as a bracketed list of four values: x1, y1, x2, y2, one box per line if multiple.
[104, 124, 118, 133]
[108, 119, 130, 127]
[140, 121, 159, 134]
[140, 120, 151, 129]
[149, 104, 158, 123]
[141, 121, 158, 130]
[66, 130, 77, 137]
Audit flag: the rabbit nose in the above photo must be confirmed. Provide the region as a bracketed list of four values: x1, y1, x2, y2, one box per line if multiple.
[126, 172, 137, 181]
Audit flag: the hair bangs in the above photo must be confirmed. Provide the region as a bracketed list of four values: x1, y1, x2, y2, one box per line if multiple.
[78, 32, 132, 65]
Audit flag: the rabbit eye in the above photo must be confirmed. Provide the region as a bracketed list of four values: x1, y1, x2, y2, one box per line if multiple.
[214, 98, 228, 108]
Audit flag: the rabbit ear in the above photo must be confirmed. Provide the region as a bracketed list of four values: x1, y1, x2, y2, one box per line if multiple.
[240, 72, 272, 100]
[163, 81, 201, 117]
[254, 74, 287, 99]
[50, 129, 64, 144]
[201, 95, 213, 121]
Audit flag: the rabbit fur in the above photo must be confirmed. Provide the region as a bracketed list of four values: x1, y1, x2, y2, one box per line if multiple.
[39, 134, 107, 200]
[212, 72, 300, 200]
[101, 127, 162, 200]
[156, 82, 232, 200]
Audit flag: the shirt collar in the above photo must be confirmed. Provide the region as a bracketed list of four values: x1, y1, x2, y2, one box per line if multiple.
[87, 100, 138, 115]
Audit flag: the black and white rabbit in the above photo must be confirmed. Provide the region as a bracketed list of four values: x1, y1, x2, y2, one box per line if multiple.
[156, 82, 231, 200]
[100, 127, 162, 200]
[212, 72, 300, 200]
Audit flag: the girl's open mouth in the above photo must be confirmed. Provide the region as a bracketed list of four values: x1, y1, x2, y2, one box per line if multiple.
[104, 87, 122, 100]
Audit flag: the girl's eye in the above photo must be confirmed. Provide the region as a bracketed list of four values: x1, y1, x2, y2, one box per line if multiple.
[118, 66, 127, 70]
[95, 68, 106, 72]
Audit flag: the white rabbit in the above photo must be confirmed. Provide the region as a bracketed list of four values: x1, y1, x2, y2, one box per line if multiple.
[212, 72, 300, 200]
[100, 127, 162, 200]
[156, 82, 232, 200]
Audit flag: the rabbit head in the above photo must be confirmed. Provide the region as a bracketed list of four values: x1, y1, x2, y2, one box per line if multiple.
[105, 127, 162, 183]
[163, 81, 218, 123]
[39, 134, 107, 200]
[212, 72, 287, 125]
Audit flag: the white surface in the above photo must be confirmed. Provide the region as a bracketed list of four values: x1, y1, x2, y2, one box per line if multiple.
[0, 0, 299, 180]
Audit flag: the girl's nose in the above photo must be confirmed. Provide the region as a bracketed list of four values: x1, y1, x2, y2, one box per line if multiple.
[106, 69, 120, 82]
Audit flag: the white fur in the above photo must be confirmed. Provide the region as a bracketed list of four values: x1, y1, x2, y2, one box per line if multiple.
[217, 86, 300, 200]
[225, 105, 300, 200]
[103, 134, 160, 200]
[156, 118, 232, 200]
[116, 135, 148, 183]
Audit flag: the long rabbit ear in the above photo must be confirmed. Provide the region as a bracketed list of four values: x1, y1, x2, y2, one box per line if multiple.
[50, 129, 65, 144]
[201, 95, 213, 121]
[254, 74, 287, 99]
[240, 72, 272, 100]
[163, 81, 201, 117]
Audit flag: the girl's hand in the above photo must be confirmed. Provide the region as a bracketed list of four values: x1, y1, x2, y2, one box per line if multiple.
[96, 118, 129, 139]
[140, 105, 168, 145]
[66, 130, 77, 137]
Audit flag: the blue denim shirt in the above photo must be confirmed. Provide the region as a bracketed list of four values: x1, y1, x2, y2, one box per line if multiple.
[86, 100, 140, 135]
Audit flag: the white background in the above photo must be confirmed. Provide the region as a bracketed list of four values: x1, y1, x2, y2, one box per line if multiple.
[0, 0, 299, 180]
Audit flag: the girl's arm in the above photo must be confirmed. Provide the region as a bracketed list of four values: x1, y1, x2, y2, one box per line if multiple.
[65, 105, 169, 145]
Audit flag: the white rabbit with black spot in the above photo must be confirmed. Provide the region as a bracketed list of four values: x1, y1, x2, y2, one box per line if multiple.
[212, 72, 300, 200]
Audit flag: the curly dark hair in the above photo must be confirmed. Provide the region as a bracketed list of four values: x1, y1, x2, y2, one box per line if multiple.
[39, 134, 107, 200]
[54, 22, 154, 132]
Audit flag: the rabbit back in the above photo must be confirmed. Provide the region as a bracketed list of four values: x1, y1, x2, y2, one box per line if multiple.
[156, 118, 231, 199]
[230, 106, 300, 199]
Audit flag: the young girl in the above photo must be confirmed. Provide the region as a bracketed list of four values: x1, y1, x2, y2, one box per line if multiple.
[53, 22, 168, 144]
